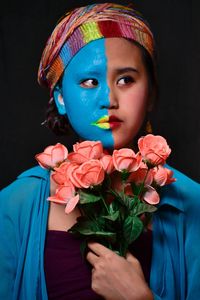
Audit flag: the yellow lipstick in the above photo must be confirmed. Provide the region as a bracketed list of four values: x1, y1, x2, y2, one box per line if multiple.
[91, 115, 110, 129]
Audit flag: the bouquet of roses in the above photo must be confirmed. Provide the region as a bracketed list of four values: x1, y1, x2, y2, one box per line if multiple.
[36, 134, 175, 256]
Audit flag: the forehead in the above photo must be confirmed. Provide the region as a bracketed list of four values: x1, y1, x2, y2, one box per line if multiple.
[105, 38, 143, 67]
[64, 37, 144, 75]
[65, 39, 107, 73]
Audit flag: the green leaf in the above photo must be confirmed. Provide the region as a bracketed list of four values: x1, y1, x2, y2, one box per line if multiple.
[111, 191, 130, 207]
[108, 201, 117, 214]
[123, 215, 143, 244]
[114, 193, 139, 212]
[131, 201, 157, 216]
[103, 211, 119, 221]
[123, 196, 138, 210]
[79, 190, 102, 204]
[69, 218, 98, 233]
[69, 218, 116, 241]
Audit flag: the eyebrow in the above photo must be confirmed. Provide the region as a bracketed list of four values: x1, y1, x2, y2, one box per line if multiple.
[115, 67, 139, 75]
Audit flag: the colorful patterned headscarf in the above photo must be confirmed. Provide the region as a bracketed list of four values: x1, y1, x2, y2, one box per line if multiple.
[38, 3, 155, 92]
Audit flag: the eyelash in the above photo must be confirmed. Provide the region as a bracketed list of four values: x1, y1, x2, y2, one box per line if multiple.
[80, 75, 134, 88]
[117, 76, 135, 86]
[80, 78, 98, 88]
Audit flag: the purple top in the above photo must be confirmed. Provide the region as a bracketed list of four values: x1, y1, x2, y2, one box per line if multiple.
[44, 230, 152, 299]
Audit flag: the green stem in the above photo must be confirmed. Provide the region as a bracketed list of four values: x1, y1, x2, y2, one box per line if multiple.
[101, 195, 110, 215]
[94, 185, 110, 215]
[138, 169, 149, 197]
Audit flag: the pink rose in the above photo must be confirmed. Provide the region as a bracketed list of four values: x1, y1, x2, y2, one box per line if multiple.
[138, 134, 171, 166]
[143, 185, 160, 205]
[153, 165, 176, 186]
[47, 182, 79, 214]
[35, 143, 68, 169]
[52, 162, 72, 185]
[69, 159, 105, 188]
[67, 164, 83, 188]
[68, 141, 103, 164]
[113, 149, 141, 172]
[128, 165, 154, 186]
[100, 155, 115, 174]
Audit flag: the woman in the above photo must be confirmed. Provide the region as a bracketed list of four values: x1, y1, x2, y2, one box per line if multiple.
[0, 3, 200, 300]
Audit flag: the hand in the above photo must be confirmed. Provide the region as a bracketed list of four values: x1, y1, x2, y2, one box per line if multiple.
[86, 242, 153, 300]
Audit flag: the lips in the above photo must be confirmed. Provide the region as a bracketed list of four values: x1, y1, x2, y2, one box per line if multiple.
[92, 115, 110, 129]
[92, 115, 122, 130]
[108, 115, 122, 129]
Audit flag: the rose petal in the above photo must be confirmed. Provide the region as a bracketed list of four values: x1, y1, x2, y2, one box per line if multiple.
[51, 144, 68, 165]
[100, 155, 114, 174]
[68, 152, 88, 164]
[143, 185, 160, 204]
[35, 153, 53, 169]
[47, 196, 67, 204]
[65, 194, 80, 214]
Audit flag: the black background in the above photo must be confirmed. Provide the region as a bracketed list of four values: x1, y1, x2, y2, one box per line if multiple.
[1, 0, 200, 189]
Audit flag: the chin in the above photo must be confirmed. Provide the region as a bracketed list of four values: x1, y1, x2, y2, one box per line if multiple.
[113, 140, 133, 150]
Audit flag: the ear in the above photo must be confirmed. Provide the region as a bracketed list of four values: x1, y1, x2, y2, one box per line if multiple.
[53, 85, 66, 115]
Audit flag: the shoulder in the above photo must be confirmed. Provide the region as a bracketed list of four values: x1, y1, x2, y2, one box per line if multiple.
[0, 166, 50, 213]
[159, 165, 200, 212]
[170, 165, 199, 187]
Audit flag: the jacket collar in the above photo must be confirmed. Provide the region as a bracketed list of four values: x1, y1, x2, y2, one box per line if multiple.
[17, 166, 50, 180]
[157, 182, 184, 212]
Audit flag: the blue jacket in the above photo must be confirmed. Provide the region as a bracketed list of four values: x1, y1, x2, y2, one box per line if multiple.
[0, 166, 200, 299]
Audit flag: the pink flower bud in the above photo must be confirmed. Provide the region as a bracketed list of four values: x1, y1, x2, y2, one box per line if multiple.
[35, 143, 68, 169]
[113, 149, 141, 172]
[100, 155, 115, 174]
[68, 141, 103, 164]
[47, 182, 79, 214]
[154, 165, 176, 186]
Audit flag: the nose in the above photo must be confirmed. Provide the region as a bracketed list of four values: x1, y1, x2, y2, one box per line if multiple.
[109, 87, 119, 109]
[99, 84, 119, 109]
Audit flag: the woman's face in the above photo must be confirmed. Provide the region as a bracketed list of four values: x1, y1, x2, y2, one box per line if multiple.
[55, 38, 150, 149]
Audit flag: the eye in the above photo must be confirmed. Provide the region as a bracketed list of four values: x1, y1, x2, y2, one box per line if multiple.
[80, 78, 98, 88]
[117, 76, 134, 86]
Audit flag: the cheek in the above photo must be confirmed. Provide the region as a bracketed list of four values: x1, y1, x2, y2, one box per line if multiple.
[127, 85, 148, 116]
[65, 86, 93, 116]
[111, 85, 149, 148]
[63, 85, 95, 131]
[62, 78, 115, 149]
[63, 83, 106, 123]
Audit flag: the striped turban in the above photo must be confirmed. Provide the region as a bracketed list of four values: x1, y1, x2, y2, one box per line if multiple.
[38, 3, 155, 92]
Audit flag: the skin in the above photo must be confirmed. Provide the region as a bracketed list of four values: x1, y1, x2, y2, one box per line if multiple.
[54, 39, 114, 149]
[52, 38, 153, 299]
[105, 38, 150, 149]
[87, 243, 153, 300]
[54, 38, 150, 149]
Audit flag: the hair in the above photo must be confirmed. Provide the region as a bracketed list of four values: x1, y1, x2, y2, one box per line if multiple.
[43, 39, 158, 136]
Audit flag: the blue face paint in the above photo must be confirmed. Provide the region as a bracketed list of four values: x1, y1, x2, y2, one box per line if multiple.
[61, 39, 114, 149]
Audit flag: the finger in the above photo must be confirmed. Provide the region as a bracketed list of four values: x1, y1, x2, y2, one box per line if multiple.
[126, 251, 137, 263]
[86, 250, 99, 266]
[88, 242, 113, 256]
[126, 252, 145, 279]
